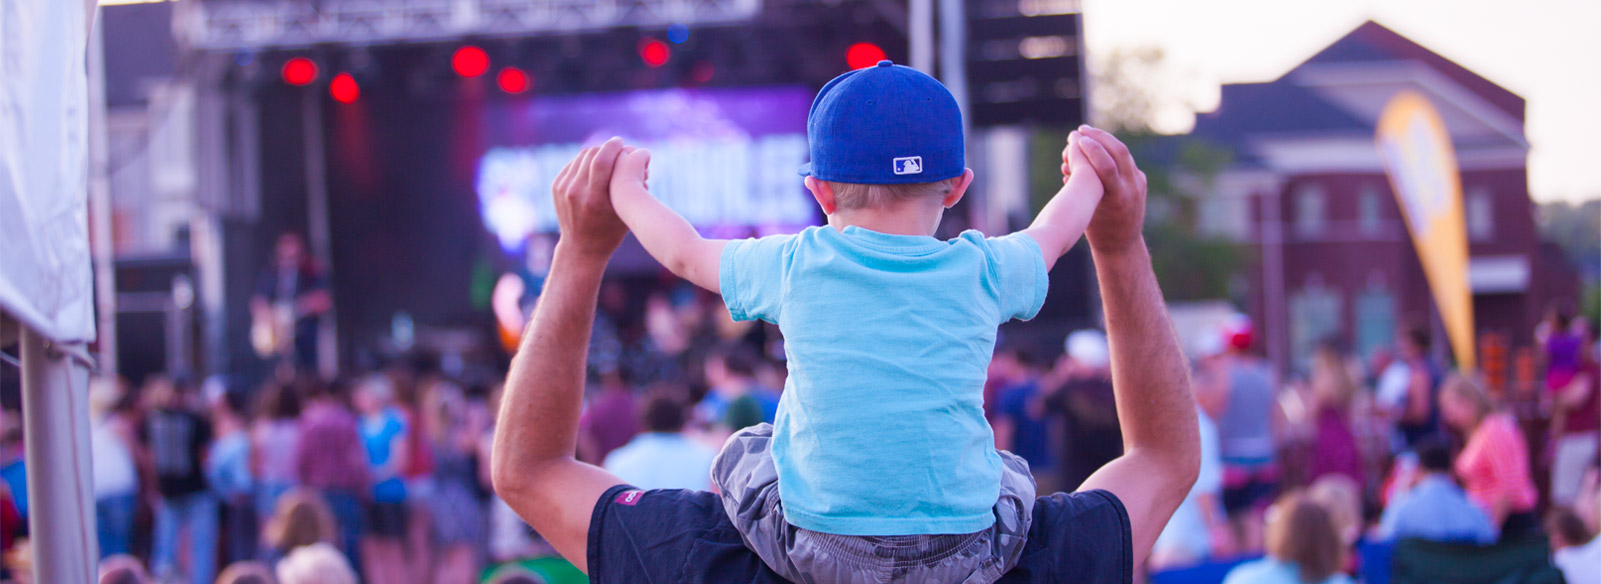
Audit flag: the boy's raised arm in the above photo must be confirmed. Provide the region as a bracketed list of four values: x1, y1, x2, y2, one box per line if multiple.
[1022, 130, 1104, 271]
[609, 147, 727, 292]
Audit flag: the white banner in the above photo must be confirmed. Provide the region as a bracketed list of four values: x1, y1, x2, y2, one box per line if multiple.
[0, 0, 95, 343]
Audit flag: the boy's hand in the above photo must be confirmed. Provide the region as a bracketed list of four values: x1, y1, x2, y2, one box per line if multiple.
[1060, 130, 1095, 185]
[1074, 126, 1148, 256]
[611, 145, 652, 194]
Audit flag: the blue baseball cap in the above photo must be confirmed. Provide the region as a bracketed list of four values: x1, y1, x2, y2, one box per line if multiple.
[797, 60, 965, 185]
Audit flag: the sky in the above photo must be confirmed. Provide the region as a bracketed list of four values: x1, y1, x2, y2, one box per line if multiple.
[1082, 0, 1601, 203]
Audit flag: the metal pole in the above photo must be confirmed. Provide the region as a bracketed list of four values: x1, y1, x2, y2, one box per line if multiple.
[1261, 190, 1288, 376]
[301, 90, 338, 377]
[19, 328, 97, 583]
[87, 3, 117, 378]
[938, 0, 968, 131]
[909, 0, 934, 74]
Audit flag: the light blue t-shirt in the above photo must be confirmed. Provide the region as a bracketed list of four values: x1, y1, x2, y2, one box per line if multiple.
[720, 225, 1048, 535]
[1222, 558, 1353, 584]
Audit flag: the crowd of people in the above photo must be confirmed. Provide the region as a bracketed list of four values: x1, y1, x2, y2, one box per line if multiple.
[0, 276, 1595, 584]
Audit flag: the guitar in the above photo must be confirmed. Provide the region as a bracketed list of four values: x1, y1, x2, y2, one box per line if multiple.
[251, 299, 301, 359]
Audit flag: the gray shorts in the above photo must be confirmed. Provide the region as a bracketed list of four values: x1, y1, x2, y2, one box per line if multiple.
[712, 423, 1036, 584]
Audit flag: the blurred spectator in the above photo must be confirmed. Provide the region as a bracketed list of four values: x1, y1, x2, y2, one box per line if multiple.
[1439, 374, 1539, 539]
[1041, 329, 1121, 491]
[477, 384, 543, 562]
[1377, 323, 1444, 452]
[294, 377, 366, 568]
[1376, 439, 1497, 544]
[991, 345, 1057, 493]
[1221, 492, 1353, 584]
[216, 561, 276, 584]
[698, 343, 779, 427]
[1537, 306, 1582, 401]
[263, 488, 337, 559]
[97, 554, 150, 584]
[1151, 404, 1230, 569]
[1307, 474, 1363, 574]
[1547, 321, 1598, 507]
[141, 375, 218, 584]
[1201, 320, 1281, 553]
[89, 377, 139, 558]
[577, 375, 638, 464]
[1551, 468, 1600, 584]
[604, 386, 717, 490]
[207, 381, 258, 566]
[421, 381, 483, 584]
[1, 411, 26, 522]
[275, 542, 357, 584]
[353, 374, 410, 584]
[1306, 344, 1365, 487]
[251, 380, 301, 531]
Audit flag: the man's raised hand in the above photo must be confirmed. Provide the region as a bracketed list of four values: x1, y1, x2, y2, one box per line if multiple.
[552, 137, 629, 260]
[1075, 126, 1149, 256]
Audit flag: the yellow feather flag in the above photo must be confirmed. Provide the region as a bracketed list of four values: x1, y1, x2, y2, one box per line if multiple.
[1375, 91, 1474, 370]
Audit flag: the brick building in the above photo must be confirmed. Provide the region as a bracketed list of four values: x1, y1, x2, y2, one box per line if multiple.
[1171, 21, 1579, 378]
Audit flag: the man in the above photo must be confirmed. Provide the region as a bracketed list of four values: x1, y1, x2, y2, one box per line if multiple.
[491, 128, 1198, 582]
[1042, 329, 1123, 492]
[991, 345, 1058, 493]
[250, 233, 332, 373]
[603, 387, 717, 490]
[1376, 439, 1497, 544]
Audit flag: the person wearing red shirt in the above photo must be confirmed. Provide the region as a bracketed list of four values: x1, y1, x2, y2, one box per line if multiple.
[1440, 374, 1539, 540]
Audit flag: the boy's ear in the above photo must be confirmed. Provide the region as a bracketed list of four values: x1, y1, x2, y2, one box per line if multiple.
[942, 169, 975, 209]
[805, 177, 838, 215]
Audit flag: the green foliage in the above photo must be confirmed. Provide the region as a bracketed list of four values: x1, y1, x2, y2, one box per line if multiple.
[1536, 199, 1601, 323]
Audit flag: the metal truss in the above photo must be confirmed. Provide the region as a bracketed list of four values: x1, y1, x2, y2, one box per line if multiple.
[177, 0, 764, 51]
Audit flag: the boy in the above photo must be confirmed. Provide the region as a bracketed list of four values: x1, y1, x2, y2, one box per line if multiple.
[608, 60, 1107, 583]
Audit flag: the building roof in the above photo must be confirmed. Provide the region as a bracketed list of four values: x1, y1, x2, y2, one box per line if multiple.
[1168, 21, 1527, 175]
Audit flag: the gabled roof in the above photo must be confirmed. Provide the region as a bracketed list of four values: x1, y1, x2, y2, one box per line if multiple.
[1302, 21, 1523, 121]
[1165, 20, 1527, 174]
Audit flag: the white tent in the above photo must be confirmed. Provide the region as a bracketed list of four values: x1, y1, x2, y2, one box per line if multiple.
[0, 0, 101, 581]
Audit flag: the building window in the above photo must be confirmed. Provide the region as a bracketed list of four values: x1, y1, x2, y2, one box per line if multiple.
[1289, 273, 1342, 375]
[1359, 185, 1383, 236]
[1467, 187, 1494, 241]
[1294, 183, 1327, 238]
[1354, 274, 1395, 361]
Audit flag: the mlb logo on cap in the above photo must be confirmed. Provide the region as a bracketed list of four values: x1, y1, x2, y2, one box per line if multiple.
[798, 60, 965, 185]
[893, 157, 923, 175]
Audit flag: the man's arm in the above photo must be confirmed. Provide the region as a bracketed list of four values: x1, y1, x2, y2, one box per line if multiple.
[1073, 126, 1201, 569]
[491, 139, 632, 575]
[609, 147, 727, 291]
[1023, 131, 1104, 271]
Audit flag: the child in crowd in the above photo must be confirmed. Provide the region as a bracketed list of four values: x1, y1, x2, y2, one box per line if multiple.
[607, 60, 1106, 582]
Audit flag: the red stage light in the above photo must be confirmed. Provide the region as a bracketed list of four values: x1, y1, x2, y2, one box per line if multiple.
[846, 42, 887, 70]
[691, 61, 715, 83]
[452, 46, 491, 78]
[496, 67, 531, 94]
[281, 57, 318, 86]
[638, 38, 670, 68]
[330, 72, 359, 103]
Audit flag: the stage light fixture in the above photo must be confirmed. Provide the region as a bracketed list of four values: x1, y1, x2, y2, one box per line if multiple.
[497, 67, 531, 94]
[692, 61, 715, 83]
[453, 45, 491, 78]
[668, 23, 690, 44]
[330, 72, 359, 103]
[281, 57, 318, 86]
[846, 42, 887, 70]
[639, 38, 670, 68]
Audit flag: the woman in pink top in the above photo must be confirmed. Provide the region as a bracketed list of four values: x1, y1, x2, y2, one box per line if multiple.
[1440, 374, 1539, 540]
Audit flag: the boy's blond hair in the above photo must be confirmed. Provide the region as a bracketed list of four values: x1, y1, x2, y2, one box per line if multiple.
[825, 177, 958, 210]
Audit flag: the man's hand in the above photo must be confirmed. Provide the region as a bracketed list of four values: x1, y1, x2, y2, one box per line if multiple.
[553, 137, 629, 260]
[1074, 126, 1149, 256]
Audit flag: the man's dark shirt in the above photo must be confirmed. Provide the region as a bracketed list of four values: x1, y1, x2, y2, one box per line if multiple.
[586, 484, 1132, 583]
[142, 409, 213, 497]
[1044, 375, 1123, 490]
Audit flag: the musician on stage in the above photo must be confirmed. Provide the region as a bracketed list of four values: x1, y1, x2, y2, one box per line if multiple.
[251, 232, 332, 372]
